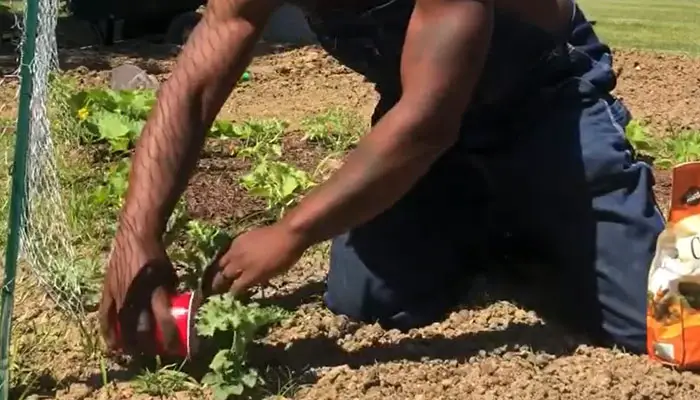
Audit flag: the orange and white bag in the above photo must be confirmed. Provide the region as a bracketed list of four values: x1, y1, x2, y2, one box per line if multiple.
[647, 161, 700, 368]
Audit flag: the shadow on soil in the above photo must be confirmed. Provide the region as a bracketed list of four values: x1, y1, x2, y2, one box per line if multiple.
[253, 322, 578, 370]
[247, 272, 593, 393]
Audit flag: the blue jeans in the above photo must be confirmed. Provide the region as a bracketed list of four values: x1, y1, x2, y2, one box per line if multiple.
[308, 3, 665, 353]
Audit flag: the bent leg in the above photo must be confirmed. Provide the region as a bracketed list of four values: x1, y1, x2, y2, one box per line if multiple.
[324, 154, 492, 332]
[510, 55, 664, 353]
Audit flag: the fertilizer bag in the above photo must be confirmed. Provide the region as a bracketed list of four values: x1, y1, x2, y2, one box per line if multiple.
[647, 161, 700, 368]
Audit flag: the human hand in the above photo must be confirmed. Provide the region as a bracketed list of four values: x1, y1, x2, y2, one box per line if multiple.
[98, 227, 180, 356]
[210, 223, 309, 295]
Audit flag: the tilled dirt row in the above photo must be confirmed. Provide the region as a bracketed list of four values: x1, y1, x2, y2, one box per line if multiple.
[246, 258, 700, 400]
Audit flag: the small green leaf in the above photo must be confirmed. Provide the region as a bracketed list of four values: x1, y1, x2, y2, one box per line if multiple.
[281, 175, 299, 197]
[213, 383, 244, 399]
[68, 90, 89, 111]
[201, 372, 219, 386]
[209, 350, 235, 372]
[96, 112, 130, 139]
[241, 369, 259, 388]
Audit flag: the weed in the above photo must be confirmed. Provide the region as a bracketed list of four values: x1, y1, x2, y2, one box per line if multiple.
[90, 158, 130, 213]
[261, 366, 308, 398]
[133, 356, 201, 397]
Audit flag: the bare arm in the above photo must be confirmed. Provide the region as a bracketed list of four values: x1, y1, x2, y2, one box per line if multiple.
[282, 0, 494, 245]
[119, 0, 280, 241]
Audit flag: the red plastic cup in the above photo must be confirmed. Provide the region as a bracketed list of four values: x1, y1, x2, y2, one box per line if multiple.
[114, 291, 201, 358]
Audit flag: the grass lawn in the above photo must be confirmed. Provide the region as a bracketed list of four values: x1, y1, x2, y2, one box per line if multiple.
[0, 0, 22, 14]
[578, 0, 700, 55]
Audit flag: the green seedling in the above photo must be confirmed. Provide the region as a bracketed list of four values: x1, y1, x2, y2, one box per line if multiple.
[210, 119, 287, 160]
[656, 130, 700, 168]
[240, 159, 315, 219]
[301, 108, 363, 152]
[625, 119, 655, 152]
[169, 220, 233, 290]
[195, 294, 289, 400]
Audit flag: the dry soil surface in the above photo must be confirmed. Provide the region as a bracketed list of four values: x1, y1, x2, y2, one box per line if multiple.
[3, 42, 700, 399]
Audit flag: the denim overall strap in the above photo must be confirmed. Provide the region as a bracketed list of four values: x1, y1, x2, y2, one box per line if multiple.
[305, 0, 575, 147]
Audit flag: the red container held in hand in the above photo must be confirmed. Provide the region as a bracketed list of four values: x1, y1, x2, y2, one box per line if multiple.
[114, 291, 201, 358]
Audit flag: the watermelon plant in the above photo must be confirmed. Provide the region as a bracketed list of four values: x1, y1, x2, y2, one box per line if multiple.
[195, 294, 288, 399]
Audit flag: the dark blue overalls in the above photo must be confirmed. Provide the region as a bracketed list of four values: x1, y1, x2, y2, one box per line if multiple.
[303, 0, 664, 353]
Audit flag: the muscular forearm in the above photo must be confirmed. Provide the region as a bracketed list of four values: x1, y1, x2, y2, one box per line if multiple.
[280, 0, 491, 247]
[118, 82, 210, 239]
[281, 102, 457, 246]
[118, 3, 273, 240]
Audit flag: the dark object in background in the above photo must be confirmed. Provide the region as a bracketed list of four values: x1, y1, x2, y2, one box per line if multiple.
[164, 11, 203, 46]
[67, 0, 204, 45]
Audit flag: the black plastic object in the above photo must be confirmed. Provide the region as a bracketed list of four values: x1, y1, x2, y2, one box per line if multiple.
[165, 11, 202, 45]
[66, 0, 205, 45]
[67, 0, 204, 23]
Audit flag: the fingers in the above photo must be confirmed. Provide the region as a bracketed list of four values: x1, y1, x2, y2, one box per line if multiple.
[151, 286, 180, 355]
[210, 267, 241, 295]
[98, 282, 119, 352]
[203, 239, 235, 295]
[212, 244, 262, 297]
[229, 270, 254, 296]
[118, 260, 178, 355]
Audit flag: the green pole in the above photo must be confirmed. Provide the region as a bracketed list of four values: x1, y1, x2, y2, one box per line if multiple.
[0, 0, 40, 396]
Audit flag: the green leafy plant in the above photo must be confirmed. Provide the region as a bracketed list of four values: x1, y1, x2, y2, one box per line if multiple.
[625, 119, 655, 152]
[90, 158, 131, 211]
[195, 294, 288, 399]
[656, 130, 700, 168]
[301, 108, 363, 152]
[240, 160, 315, 218]
[210, 119, 287, 160]
[169, 220, 233, 289]
[69, 88, 156, 153]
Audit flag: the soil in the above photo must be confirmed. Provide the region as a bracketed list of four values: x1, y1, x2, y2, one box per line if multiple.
[613, 50, 700, 133]
[3, 40, 700, 399]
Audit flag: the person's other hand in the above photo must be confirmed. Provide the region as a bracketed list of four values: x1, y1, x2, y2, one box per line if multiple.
[210, 223, 309, 294]
[98, 227, 180, 356]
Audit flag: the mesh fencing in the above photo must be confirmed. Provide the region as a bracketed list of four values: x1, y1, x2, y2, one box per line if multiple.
[3, 0, 88, 323]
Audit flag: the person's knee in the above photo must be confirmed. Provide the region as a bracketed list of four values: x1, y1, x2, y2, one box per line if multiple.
[601, 313, 647, 354]
[324, 235, 455, 332]
[323, 235, 400, 325]
[324, 289, 449, 333]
